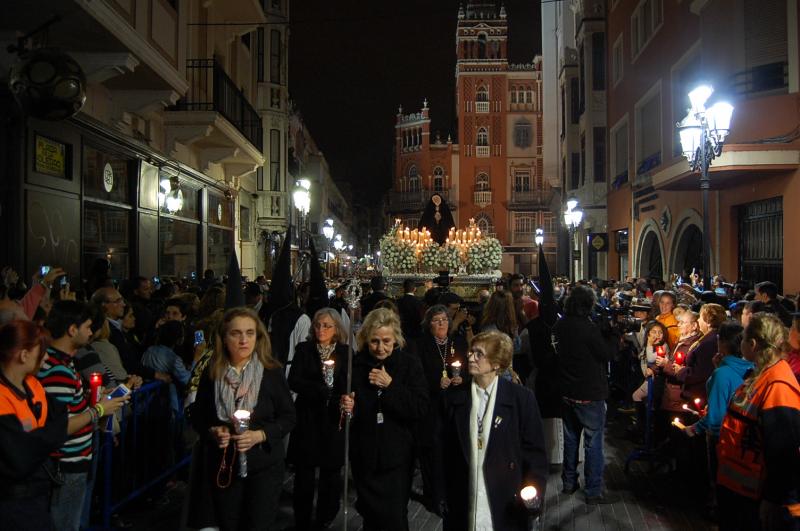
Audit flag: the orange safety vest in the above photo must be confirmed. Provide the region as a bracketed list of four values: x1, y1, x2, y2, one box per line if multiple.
[717, 360, 800, 500]
[0, 374, 48, 432]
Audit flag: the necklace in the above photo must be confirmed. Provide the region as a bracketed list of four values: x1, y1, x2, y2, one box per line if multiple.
[435, 337, 449, 378]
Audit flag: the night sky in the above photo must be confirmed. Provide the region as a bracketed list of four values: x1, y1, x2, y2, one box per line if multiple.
[289, 0, 541, 207]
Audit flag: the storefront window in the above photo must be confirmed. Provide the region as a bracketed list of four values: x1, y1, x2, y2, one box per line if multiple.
[208, 193, 234, 227]
[159, 218, 198, 279]
[83, 145, 133, 204]
[158, 171, 201, 220]
[208, 227, 234, 277]
[83, 203, 130, 282]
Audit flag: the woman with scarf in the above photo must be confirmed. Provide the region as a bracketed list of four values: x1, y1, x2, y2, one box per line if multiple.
[189, 307, 296, 531]
[287, 308, 349, 529]
[415, 304, 467, 514]
[339, 308, 428, 530]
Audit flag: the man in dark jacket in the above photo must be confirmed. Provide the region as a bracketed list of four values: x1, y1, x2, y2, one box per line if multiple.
[360, 276, 389, 317]
[554, 285, 619, 504]
[396, 279, 423, 342]
[755, 281, 794, 327]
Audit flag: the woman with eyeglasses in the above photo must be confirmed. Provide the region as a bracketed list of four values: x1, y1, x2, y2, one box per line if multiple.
[339, 308, 428, 531]
[414, 304, 467, 514]
[438, 331, 548, 530]
[287, 308, 349, 529]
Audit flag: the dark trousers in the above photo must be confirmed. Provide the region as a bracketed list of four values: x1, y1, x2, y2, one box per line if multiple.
[353, 462, 411, 531]
[212, 461, 284, 531]
[0, 492, 53, 531]
[293, 464, 342, 529]
[717, 485, 761, 531]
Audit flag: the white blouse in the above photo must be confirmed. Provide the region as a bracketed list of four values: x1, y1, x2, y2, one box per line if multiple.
[469, 376, 499, 531]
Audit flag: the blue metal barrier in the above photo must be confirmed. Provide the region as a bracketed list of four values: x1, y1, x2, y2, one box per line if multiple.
[95, 380, 192, 530]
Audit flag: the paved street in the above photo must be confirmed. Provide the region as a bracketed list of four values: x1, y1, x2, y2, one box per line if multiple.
[122, 413, 714, 531]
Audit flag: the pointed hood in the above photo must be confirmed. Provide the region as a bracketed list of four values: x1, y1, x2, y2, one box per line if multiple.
[264, 226, 294, 321]
[225, 251, 245, 309]
[537, 245, 559, 327]
[305, 238, 329, 317]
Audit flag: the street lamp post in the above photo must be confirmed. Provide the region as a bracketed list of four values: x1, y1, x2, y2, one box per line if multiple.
[333, 234, 344, 278]
[563, 198, 584, 282]
[535, 228, 544, 277]
[322, 218, 334, 277]
[678, 85, 734, 290]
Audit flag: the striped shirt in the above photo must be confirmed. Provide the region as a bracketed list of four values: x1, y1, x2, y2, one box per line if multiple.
[37, 347, 93, 472]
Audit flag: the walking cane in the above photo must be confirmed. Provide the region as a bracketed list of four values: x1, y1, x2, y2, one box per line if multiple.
[341, 279, 362, 531]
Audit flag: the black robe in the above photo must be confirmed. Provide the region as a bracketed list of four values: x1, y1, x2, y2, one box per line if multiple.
[286, 341, 348, 466]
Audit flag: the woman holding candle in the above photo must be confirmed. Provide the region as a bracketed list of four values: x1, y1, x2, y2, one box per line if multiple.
[189, 307, 296, 531]
[415, 305, 467, 514]
[716, 313, 800, 531]
[672, 303, 727, 403]
[682, 322, 752, 517]
[662, 310, 702, 413]
[438, 331, 548, 530]
[339, 308, 428, 530]
[287, 308, 349, 530]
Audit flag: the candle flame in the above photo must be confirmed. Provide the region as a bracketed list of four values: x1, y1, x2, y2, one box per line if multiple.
[323, 360, 335, 366]
[451, 361, 462, 367]
[233, 409, 251, 420]
[520, 485, 537, 501]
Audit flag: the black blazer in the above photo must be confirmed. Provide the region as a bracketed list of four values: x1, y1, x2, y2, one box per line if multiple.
[345, 349, 428, 471]
[438, 378, 548, 531]
[554, 315, 617, 401]
[191, 364, 296, 472]
[287, 341, 348, 466]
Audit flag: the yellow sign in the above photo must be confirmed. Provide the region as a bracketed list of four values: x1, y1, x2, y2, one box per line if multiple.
[590, 233, 609, 252]
[35, 135, 66, 178]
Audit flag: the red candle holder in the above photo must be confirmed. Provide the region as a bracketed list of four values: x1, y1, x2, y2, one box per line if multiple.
[89, 372, 102, 405]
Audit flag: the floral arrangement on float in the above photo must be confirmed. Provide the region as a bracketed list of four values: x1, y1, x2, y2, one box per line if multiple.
[380, 218, 502, 275]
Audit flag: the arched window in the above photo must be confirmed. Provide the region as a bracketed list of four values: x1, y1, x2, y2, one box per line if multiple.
[477, 127, 489, 146]
[476, 86, 489, 102]
[408, 165, 419, 192]
[475, 213, 493, 234]
[433, 166, 445, 191]
[475, 173, 490, 191]
[510, 86, 517, 104]
[477, 34, 487, 58]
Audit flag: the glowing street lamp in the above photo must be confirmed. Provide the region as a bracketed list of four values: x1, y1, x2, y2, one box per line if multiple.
[678, 84, 734, 289]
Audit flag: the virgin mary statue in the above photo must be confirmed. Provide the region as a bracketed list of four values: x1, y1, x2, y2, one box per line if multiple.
[418, 193, 456, 245]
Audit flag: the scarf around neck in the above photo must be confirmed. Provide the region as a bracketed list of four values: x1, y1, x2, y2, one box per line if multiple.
[215, 357, 264, 423]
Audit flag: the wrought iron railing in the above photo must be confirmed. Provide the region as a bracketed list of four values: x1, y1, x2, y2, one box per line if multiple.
[730, 61, 788, 96]
[175, 59, 263, 150]
[509, 188, 554, 208]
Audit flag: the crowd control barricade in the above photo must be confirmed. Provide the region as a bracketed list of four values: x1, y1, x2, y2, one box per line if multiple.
[94, 380, 192, 530]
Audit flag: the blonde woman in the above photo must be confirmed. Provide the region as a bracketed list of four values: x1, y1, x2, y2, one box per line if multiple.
[339, 308, 428, 530]
[188, 307, 296, 531]
[716, 313, 800, 531]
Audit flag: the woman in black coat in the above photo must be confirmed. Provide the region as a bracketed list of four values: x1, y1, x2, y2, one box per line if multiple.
[189, 308, 296, 531]
[340, 308, 429, 531]
[438, 331, 548, 531]
[287, 308, 349, 529]
[414, 304, 467, 513]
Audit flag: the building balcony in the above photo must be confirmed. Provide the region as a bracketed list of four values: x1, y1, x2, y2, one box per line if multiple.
[475, 101, 490, 113]
[476, 145, 490, 157]
[474, 190, 492, 208]
[165, 59, 265, 179]
[256, 191, 286, 222]
[387, 190, 425, 212]
[207, 0, 267, 27]
[4, 0, 187, 105]
[508, 188, 555, 210]
[512, 231, 536, 245]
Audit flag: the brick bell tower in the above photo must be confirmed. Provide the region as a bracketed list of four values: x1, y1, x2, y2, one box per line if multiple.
[454, 2, 512, 245]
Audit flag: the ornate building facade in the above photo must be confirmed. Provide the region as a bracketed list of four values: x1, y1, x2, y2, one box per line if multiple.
[387, 2, 559, 276]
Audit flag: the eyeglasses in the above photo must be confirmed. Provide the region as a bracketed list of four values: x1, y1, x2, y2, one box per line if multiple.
[314, 323, 335, 330]
[431, 318, 449, 325]
[467, 349, 487, 361]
